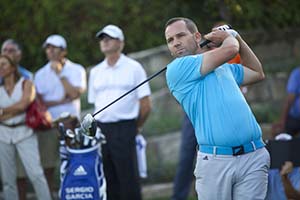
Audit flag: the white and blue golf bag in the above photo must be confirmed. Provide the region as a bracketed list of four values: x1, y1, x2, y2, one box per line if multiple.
[58, 118, 107, 200]
[59, 145, 106, 200]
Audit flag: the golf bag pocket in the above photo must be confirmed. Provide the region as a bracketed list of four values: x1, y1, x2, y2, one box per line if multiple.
[59, 144, 106, 200]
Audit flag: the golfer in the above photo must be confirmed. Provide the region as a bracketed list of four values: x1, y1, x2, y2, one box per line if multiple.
[164, 17, 270, 200]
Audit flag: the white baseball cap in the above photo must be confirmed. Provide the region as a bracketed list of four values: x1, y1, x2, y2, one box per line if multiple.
[43, 34, 67, 49]
[96, 25, 124, 41]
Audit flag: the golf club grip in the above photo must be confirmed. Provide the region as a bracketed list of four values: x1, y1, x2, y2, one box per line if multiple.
[200, 39, 211, 48]
[58, 122, 65, 140]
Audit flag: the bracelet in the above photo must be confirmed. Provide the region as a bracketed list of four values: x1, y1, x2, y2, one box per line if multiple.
[0, 108, 3, 116]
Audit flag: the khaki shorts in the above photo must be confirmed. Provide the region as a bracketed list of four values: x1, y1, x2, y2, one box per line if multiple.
[17, 128, 59, 178]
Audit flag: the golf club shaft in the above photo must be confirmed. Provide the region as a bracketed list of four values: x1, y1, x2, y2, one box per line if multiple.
[92, 66, 167, 117]
[200, 39, 211, 48]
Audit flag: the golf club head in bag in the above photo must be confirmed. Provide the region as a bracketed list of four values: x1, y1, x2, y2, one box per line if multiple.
[74, 113, 106, 149]
[58, 122, 66, 141]
[89, 127, 106, 149]
[64, 129, 76, 148]
[57, 121, 77, 148]
[81, 113, 97, 137]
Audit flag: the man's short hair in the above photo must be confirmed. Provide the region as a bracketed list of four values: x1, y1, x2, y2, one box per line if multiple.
[165, 17, 199, 34]
[1, 39, 22, 52]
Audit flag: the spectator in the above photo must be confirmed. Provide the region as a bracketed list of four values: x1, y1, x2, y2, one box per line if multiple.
[1, 39, 33, 82]
[1, 39, 35, 200]
[88, 24, 151, 200]
[32, 34, 86, 197]
[266, 133, 300, 200]
[273, 66, 300, 137]
[0, 55, 51, 200]
[280, 161, 300, 200]
[164, 17, 269, 200]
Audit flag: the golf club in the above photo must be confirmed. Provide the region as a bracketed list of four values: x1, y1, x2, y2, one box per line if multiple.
[82, 24, 236, 138]
[91, 25, 234, 118]
[92, 66, 167, 117]
[200, 24, 234, 48]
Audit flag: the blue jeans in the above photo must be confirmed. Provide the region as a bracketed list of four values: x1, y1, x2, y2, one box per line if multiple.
[172, 114, 197, 200]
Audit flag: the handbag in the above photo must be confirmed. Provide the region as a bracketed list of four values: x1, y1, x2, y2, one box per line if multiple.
[22, 79, 52, 130]
[25, 98, 52, 130]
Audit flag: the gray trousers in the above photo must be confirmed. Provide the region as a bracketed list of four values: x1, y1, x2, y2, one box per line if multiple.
[0, 134, 52, 200]
[194, 147, 270, 200]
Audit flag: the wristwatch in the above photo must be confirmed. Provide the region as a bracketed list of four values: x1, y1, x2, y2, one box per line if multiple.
[59, 73, 66, 80]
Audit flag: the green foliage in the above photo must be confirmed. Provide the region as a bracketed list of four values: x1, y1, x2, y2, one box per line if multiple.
[143, 91, 183, 136]
[251, 103, 281, 123]
[1, 0, 300, 72]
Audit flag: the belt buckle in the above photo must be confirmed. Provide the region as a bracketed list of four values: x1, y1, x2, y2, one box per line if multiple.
[232, 145, 244, 156]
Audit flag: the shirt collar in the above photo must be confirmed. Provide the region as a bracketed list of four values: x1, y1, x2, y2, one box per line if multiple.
[103, 53, 124, 69]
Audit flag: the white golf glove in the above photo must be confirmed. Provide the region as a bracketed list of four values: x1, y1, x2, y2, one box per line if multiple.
[216, 24, 238, 38]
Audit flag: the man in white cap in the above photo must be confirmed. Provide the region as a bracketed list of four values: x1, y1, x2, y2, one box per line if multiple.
[29, 34, 86, 197]
[88, 24, 151, 200]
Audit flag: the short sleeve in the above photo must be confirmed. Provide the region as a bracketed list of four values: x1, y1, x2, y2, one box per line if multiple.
[134, 64, 151, 99]
[287, 68, 300, 94]
[62, 65, 87, 90]
[34, 70, 44, 94]
[228, 64, 244, 86]
[166, 55, 202, 94]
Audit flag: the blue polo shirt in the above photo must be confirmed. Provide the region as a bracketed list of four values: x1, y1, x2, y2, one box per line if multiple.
[18, 65, 33, 80]
[166, 54, 262, 147]
[287, 67, 300, 119]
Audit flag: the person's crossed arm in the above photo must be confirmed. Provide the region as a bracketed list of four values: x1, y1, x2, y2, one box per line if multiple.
[51, 60, 85, 100]
[0, 80, 35, 121]
[42, 60, 86, 108]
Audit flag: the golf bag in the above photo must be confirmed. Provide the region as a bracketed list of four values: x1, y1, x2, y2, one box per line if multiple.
[57, 119, 107, 200]
[59, 144, 106, 200]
